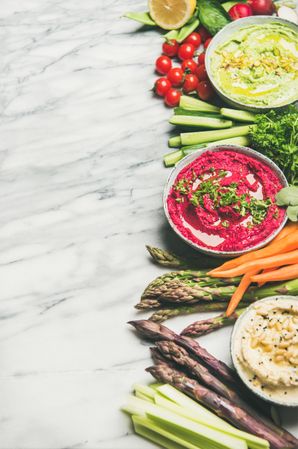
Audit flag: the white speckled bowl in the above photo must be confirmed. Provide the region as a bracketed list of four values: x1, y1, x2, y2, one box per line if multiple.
[163, 145, 288, 258]
[205, 16, 298, 112]
[231, 296, 298, 407]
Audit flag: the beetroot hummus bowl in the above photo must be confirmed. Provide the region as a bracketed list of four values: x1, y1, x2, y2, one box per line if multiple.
[164, 145, 288, 257]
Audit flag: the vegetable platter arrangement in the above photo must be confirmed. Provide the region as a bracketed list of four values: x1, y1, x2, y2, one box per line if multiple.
[121, 1, 298, 448]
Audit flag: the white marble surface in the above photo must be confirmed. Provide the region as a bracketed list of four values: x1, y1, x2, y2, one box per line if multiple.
[0, 1, 297, 448]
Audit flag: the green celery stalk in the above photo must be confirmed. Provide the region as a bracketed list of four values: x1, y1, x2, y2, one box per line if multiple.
[135, 391, 154, 402]
[133, 415, 198, 449]
[164, 30, 179, 41]
[170, 115, 233, 129]
[164, 150, 183, 167]
[123, 11, 156, 26]
[133, 384, 156, 400]
[168, 136, 182, 147]
[180, 125, 254, 146]
[220, 108, 256, 123]
[179, 95, 220, 113]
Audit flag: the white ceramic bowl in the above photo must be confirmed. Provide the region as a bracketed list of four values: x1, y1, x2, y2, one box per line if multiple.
[205, 16, 298, 112]
[163, 145, 288, 258]
[231, 296, 298, 407]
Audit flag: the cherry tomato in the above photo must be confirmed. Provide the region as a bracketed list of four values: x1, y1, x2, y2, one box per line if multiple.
[164, 88, 181, 107]
[197, 80, 214, 101]
[198, 26, 211, 43]
[229, 3, 253, 19]
[155, 55, 172, 75]
[198, 52, 206, 65]
[181, 59, 197, 74]
[167, 67, 184, 87]
[154, 77, 172, 97]
[204, 38, 213, 49]
[184, 32, 202, 49]
[195, 64, 208, 81]
[183, 74, 199, 94]
[178, 43, 195, 61]
[162, 39, 179, 57]
[247, 0, 274, 15]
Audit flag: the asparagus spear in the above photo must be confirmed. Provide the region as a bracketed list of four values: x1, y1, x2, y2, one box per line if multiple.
[128, 320, 237, 385]
[154, 341, 245, 405]
[135, 299, 161, 310]
[147, 363, 297, 449]
[149, 302, 230, 322]
[181, 309, 246, 337]
[146, 245, 225, 269]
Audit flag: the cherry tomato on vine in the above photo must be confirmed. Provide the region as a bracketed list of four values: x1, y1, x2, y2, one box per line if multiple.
[154, 77, 172, 97]
[204, 38, 213, 49]
[184, 32, 201, 49]
[155, 55, 172, 75]
[195, 64, 208, 81]
[198, 52, 205, 65]
[167, 67, 184, 87]
[198, 26, 211, 43]
[178, 43, 195, 61]
[183, 74, 199, 93]
[162, 39, 179, 57]
[164, 88, 181, 107]
[197, 80, 214, 101]
[181, 59, 197, 73]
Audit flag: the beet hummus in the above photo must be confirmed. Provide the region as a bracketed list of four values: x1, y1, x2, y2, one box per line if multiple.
[167, 149, 285, 252]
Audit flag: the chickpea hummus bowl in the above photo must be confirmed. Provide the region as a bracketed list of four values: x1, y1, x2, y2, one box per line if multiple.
[231, 296, 298, 406]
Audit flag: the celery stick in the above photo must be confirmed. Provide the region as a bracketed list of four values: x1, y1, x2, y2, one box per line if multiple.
[180, 125, 253, 146]
[168, 136, 182, 148]
[133, 384, 156, 400]
[156, 386, 268, 449]
[147, 407, 247, 449]
[133, 415, 201, 449]
[135, 391, 154, 402]
[154, 393, 269, 449]
[164, 150, 183, 167]
[180, 95, 220, 113]
[220, 108, 256, 123]
[170, 115, 233, 129]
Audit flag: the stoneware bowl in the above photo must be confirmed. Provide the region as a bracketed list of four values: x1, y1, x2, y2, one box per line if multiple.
[231, 296, 298, 407]
[205, 16, 298, 112]
[163, 145, 288, 258]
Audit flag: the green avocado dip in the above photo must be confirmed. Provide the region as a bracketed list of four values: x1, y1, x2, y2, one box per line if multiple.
[210, 23, 298, 107]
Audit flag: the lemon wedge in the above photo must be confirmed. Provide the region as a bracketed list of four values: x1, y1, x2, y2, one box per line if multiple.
[148, 0, 196, 30]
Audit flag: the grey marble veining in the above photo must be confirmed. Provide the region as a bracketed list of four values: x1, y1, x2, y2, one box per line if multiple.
[0, 1, 297, 448]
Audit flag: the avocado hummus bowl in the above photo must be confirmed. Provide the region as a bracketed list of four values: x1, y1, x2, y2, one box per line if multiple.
[231, 296, 298, 407]
[206, 17, 298, 110]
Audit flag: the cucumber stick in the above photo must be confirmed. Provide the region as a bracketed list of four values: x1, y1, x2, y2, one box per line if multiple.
[220, 108, 256, 123]
[180, 95, 220, 113]
[174, 107, 222, 118]
[164, 150, 183, 167]
[168, 136, 182, 147]
[170, 115, 233, 129]
[197, 0, 231, 35]
[180, 125, 254, 146]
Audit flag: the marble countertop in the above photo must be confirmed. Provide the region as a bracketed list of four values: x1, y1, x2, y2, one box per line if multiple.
[1, 1, 297, 448]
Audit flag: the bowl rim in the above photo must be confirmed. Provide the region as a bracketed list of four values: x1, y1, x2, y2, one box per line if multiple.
[205, 16, 298, 111]
[163, 144, 288, 257]
[230, 295, 298, 407]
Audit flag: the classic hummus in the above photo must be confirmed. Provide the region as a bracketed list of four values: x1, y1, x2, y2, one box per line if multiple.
[167, 149, 285, 252]
[210, 23, 298, 107]
[233, 297, 298, 404]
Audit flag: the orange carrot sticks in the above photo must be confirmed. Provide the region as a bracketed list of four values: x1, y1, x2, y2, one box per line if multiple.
[251, 264, 298, 283]
[226, 269, 260, 317]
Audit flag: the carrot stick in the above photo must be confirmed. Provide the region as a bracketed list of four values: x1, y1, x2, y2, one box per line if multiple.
[251, 264, 298, 283]
[210, 249, 298, 278]
[208, 230, 298, 275]
[226, 269, 260, 317]
[270, 222, 298, 243]
[257, 267, 278, 287]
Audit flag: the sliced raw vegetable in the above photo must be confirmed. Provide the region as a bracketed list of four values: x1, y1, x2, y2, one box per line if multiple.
[179, 95, 220, 112]
[169, 115, 233, 129]
[124, 11, 156, 25]
[168, 136, 182, 147]
[180, 125, 252, 145]
[164, 29, 180, 40]
[220, 108, 256, 123]
[177, 17, 200, 42]
[164, 149, 183, 167]
[251, 264, 298, 283]
[133, 383, 156, 400]
[174, 107, 221, 118]
[226, 269, 260, 316]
